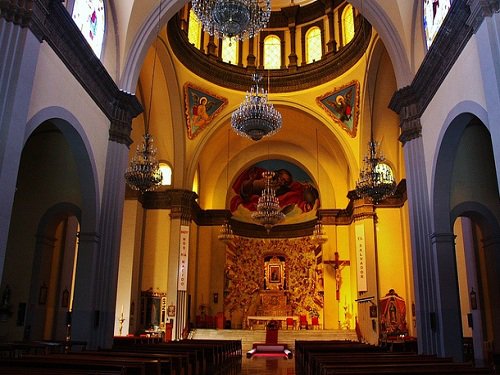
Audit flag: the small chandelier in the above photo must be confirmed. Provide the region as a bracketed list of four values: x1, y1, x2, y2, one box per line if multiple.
[218, 219, 235, 243]
[125, 133, 163, 193]
[231, 73, 282, 141]
[355, 140, 396, 204]
[124, 1, 163, 194]
[191, 0, 271, 41]
[251, 171, 285, 232]
[311, 219, 327, 245]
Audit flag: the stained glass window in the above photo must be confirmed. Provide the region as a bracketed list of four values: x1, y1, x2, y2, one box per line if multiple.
[188, 9, 202, 49]
[306, 27, 322, 63]
[423, 0, 451, 49]
[72, 0, 105, 58]
[375, 163, 395, 184]
[264, 35, 281, 70]
[222, 38, 238, 65]
[342, 4, 354, 46]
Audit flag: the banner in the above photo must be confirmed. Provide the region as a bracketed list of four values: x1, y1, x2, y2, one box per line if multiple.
[177, 225, 190, 291]
[355, 223, 367, 292]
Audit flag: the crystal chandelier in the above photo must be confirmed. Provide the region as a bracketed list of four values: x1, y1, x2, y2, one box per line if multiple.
[191, 0, 271, 41]
[124, 1, 163, 193]
[355, 140, 396, 204]
[311, 219, 327, 245]
[231, 73, 282, 141]
[218, 219, 235, 243]
[251, 170, 285, 232]
[125, 133, 163, 193]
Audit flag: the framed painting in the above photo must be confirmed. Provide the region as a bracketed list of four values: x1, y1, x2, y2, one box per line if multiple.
[316, 80, 360, 137]
[184, 83, 228, 139]
[269, 265, 281, 283]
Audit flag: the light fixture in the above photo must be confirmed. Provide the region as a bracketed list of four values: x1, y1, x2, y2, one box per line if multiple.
[231, 73, 282, 141]
[355, 140, 396, 204]
[251, 170, 285, 232]
[191, 0, 271, 41]
[218, 130, 235, 243]
[125, 1, 163, 193]
[354, 11, 396, 205]
[311, 128, 327, 245]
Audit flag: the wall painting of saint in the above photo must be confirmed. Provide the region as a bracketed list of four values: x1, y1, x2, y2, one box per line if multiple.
[184, 83, 228, 139]
[316, 80, 359, 137]
[229, 159, 320, 225]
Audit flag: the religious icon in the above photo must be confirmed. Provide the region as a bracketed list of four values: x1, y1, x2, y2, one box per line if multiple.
[269, 265, 281, 283]
[167, 303, 175, 317]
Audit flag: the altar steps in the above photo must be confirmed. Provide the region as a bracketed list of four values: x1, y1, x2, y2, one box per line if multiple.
[191, 328, 357, 352]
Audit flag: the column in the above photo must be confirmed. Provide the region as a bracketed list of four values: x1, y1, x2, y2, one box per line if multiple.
[325, 0, 337, 54]
[90, 93, 143, 349]
[247, 37, 256, 68]
[482, 235, 500, 358]
[430, 232, 463, 361]
[352, 199, 379, 345]
[166, 190, 197, 340]
[283, 6, 299, 68]
[0, 5, 41, 283]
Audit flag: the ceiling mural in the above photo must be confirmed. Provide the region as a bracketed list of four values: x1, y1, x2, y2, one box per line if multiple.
[229, 159, 319, 225]
[184, 83, 228, 139]
[317, 80, 360, 138]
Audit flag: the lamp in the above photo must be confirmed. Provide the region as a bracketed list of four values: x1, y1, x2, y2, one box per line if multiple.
[191, 0, 271, 41]
[231, 73, 282, 141]
[251, 170, 285, 232]
[354, 17, 396, 204]
[218, 130, 235, 243]
[311, 128, 327, 245]
[125, 2, 163, 193]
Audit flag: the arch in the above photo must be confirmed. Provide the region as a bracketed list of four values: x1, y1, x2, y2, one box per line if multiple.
[432, 102, 489, 232]
[349, 0, 413, 87]
[25, 106, 100, 234]
[450, 201, 500, 240]
[36, 202, 82, 236]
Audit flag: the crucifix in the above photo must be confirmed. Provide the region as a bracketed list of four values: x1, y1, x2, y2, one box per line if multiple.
[324, 251, 350, 300]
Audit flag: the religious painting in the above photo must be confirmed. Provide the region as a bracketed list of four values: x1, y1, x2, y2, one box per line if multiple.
[316, 80, 359, 137]
[269, 265, 281, 283]
[229, 159, 319, 225]
[379, 289, 408, 337]
[184, 83, 228, 140]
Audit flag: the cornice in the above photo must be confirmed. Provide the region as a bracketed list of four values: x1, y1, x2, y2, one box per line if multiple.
[23, 0, 143, 145]
[390, 0, 474, 144]
[167, 15, 371, 93]
[0, 0, 33, 27]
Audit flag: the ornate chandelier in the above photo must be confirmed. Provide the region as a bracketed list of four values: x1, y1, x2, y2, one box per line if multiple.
[355, 140, 396, 204]
[218, 219, 235, 243]
[251, 171, 285, 232]
[231, 73, 282, 141]
[124, 1, 163, 193]
[191, 0, 271, 41]
[125, 133, 163, 193]
[311, 219, 327, 245]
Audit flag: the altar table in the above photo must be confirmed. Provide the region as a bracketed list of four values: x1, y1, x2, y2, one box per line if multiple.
[246, 315, 298, 330]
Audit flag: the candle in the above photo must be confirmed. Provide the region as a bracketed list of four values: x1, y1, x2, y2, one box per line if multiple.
[121, 304, 124, 315]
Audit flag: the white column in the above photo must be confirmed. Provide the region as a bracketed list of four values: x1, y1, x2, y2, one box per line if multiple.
[0, 19, 41, 283]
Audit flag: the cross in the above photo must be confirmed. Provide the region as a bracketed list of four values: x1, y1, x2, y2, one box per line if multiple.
[324, 251, 351, 300]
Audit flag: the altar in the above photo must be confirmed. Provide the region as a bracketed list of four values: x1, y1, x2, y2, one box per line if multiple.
[246, 315, 298, 330]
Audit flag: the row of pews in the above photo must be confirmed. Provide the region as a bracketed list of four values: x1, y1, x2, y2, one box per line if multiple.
[295, 340, 491, 375]
[0, 338, 242, 374]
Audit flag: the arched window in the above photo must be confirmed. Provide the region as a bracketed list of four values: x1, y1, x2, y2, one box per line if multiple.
[188, 9, 202, 49]
[221, 38, 238, 65]
[423, 0, 451, 49]
[159, 162, 172, 186]
[72, 0, 105, 58]
[263, 35, 281, 70]
[306, 26, 322, 63]
[375, 163, 395, 185]
[342, 4, 355, 46]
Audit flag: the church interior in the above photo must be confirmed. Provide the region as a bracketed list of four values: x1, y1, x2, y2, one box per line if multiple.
[1, 0, 500, 372]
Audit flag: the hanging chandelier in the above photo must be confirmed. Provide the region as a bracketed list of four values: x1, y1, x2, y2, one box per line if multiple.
[355, 140, 396, 204]
[231, 73, 282, 141]
[311, 219, 328, 245]
[125, 133, 163, 193]
[251, 171, 285, 232]
[124, 1, 163, 194]
[218, 219, 235, 243]
[191, 0, 271, 41]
